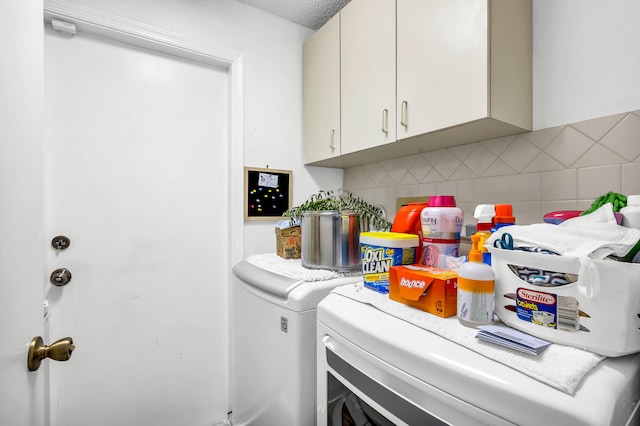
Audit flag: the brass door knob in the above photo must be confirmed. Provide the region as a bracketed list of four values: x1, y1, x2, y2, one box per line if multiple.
[27, 336, 75, 371]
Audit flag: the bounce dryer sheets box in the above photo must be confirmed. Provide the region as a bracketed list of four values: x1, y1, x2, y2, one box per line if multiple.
[389, 264, 458, 318]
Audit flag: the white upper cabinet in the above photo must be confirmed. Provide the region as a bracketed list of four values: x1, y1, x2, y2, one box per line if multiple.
[397, 0, 532, 142]
[303, 14, 341, 164]
[304, 0, 532, 168]
[340, 0, 396, 155]
[397, 0, 488, 138]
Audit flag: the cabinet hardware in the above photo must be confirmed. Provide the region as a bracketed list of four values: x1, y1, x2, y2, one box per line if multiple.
[329, 128, 336, 151]
[381, 109, 389, 134]
[401, 100, 408, 128]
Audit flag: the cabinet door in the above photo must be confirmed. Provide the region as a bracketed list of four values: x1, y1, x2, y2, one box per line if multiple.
[397, 0, 488, 140]
[341, 0, 396, 155]
[304, 14, 340, 164]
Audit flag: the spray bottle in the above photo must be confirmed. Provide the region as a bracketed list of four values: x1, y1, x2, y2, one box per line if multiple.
[457, 233, 495, 328]
[473, 204, 495, 265]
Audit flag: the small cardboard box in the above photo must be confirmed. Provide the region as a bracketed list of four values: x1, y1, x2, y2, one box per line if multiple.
[275, 226, 301, 259]
[489, 246, 640, 357]
[389, 265, 458, 318]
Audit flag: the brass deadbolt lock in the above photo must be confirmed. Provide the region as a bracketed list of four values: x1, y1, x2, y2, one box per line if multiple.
[50, 268, 72, 286]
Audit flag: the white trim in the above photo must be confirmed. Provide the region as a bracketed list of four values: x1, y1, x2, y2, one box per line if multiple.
[43, 0, 245, 265]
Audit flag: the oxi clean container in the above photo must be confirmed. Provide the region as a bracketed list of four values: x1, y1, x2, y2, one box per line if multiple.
[360, 232, 419, 294]
[420, 196, 463, 268]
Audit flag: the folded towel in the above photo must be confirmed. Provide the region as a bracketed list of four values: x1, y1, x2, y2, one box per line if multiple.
[247, 253, 361, 282]
[486, 204, 640, 259]
[332, 284, 604, 395]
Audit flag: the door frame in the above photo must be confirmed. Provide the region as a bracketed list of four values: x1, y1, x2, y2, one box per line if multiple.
[43, 0, 245, 267]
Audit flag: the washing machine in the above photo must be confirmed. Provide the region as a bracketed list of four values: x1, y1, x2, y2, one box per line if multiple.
[230, 256, 361, 426]
[317, 286, 640, 426]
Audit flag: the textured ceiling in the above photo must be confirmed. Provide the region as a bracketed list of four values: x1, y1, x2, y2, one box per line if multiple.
[235, 0, 351, 30]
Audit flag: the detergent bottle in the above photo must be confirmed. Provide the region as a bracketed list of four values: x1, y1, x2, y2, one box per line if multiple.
[492, 204, 516, 231]
[473, 204, 494, 265]
[457, 233, 495, 328]
[420, 195, 463, 268]
[392, 202, 429, 263]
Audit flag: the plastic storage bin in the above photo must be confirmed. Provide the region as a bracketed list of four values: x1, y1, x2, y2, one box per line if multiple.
[489, 246, 640, 357]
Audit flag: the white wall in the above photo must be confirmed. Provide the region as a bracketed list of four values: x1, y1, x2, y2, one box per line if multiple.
[533, 0, 640, 129]
[65, 0, 344, 257]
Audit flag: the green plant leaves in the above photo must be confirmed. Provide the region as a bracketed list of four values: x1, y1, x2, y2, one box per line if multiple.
[283, 190, 392, 231]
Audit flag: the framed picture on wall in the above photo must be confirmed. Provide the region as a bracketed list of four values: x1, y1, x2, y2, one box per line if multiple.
[244, 167, 292, 220]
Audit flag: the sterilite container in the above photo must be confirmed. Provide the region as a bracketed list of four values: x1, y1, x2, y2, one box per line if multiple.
[489, 245, 640, 357]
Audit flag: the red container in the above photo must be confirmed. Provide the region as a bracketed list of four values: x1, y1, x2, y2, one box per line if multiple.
[392, 202, 429, 262]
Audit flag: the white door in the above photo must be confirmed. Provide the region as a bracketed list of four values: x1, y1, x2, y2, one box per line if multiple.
[0, 2, 46, 425]
[43, 25, 229, 426]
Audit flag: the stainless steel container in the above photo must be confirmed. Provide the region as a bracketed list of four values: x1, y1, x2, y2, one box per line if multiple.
[301, 210, 361, 272]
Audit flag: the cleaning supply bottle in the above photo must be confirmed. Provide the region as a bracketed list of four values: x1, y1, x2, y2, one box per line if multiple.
[473, 204, 495, 265]
[621, 195, 640, 229]
[457, 233, 495, 328]
[420, 195, 463, 267]
[621, 195, 640, 263]
[392, 202, 430, 263]
[492, 204, 515, 231]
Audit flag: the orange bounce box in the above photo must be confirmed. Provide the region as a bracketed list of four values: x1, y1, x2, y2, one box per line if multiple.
[389, 265, 458, 318]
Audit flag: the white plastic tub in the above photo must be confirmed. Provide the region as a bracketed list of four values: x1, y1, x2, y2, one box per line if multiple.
[489, 246, 640, 357]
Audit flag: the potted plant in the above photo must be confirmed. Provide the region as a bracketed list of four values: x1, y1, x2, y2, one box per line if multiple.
[283, 190, 392, 231]
[280, 190, 392, 268]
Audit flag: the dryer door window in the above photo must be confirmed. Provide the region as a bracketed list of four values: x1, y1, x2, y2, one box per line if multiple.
[326, 349, 448, 426]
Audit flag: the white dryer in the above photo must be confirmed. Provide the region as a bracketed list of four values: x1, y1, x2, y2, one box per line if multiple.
[317, 287, 640, 426]
[230, 257, 361, 426]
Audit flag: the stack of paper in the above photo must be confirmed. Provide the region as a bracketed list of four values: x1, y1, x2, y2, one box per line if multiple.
[476, 324, 552, 355]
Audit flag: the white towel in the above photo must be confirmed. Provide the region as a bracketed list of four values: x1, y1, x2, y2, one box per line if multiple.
[485, 203, 640, 259]
[247, 253, 361, 282]
[332, 284, 604, 395]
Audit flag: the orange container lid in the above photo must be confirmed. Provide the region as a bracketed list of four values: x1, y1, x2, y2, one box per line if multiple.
[494, 204, 515, 223]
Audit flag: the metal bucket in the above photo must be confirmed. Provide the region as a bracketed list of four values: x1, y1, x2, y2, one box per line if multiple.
[301, 210, 361, 272]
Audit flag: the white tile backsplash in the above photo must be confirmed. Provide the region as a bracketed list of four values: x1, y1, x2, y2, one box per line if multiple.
[600, 112, 640, 161]
[456, 178, 482, 204]
[571, 113, 625, 141]
[577, 165, 621, 199]
[520, 125, 562, 149]
[622, 163, 640, 195]
[544, 126, 595, 168]
[499, 136, 540, 172]
[540, 169, 577, 201]
[433, 150, 462, 179]
[344, 110, 640, 227]
[480, 176, 508, 201]
[508, 173, 540, 201]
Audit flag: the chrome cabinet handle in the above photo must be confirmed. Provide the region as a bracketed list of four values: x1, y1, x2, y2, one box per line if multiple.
[401, 100, 408, 128]
[329, 128, 336, 151]
[381, 109, 389, 134]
